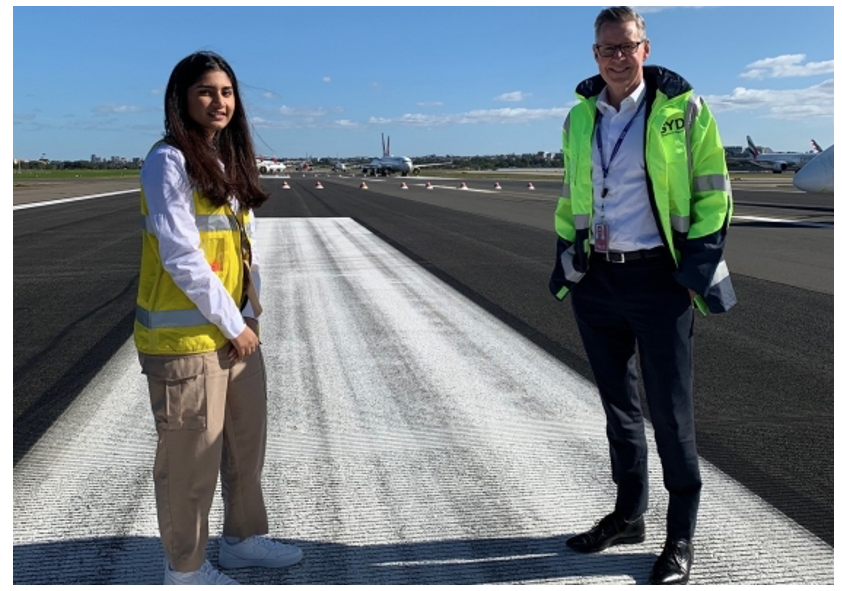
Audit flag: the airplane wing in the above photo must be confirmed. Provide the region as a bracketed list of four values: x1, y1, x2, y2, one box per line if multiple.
[413, 161, 452, 169]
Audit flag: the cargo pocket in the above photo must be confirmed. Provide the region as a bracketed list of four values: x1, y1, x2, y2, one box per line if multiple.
[163, 373, 207, 430]
[142, 355, 208, 431]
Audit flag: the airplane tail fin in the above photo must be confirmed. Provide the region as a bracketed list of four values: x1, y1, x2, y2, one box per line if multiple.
[746, 135, 759, 159]
[381, 132, 391, 157]
[811, 139, 823, 153]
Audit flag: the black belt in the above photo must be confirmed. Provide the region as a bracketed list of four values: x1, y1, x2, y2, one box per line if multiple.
[591, 247, 668, 263]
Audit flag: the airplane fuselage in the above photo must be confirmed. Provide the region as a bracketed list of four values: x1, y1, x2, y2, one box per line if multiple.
[753, 152, 817, 173]
[256, 159, 286, 174]
[793, 145, 834, 193]
[365, 156, 414, 176]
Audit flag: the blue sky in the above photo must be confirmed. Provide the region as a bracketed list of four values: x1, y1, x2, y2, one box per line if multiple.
[12, 5, 835, 162]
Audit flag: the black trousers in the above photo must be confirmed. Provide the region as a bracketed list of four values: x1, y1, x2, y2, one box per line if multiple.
[571, 254, 701, 541]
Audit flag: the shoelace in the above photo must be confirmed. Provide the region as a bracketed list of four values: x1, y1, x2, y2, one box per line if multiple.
[246, 536, 293, 553]
[198, 561, 235, 584]
[661, 543, 689, 566]
[671, 544, 689, 559]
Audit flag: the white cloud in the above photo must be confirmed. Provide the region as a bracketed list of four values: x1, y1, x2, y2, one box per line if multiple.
[705, 78, 833, 120]
[740, 54, 834, 79]
[252, 104, 570, 131]
[262, 91, 281, 99]
[369, 106, 569, 127]
[494, 91, 530, 102]
[250, 117, 298, 130]
[417, 101, 444, 107]
[278, 105, 330, 117]
[92, 105, 146, 116]
[323, 76, 331, 83]
[251, 113, 357, 130]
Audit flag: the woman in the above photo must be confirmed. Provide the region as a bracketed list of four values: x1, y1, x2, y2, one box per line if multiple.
[135, 51, 302, 585]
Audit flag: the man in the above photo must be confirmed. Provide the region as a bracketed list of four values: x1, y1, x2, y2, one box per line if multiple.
[548, 6, 736, 585]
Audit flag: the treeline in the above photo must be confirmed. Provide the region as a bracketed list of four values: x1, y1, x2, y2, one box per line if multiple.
[434, 154, 561, 170]
[19, 152, 562, 172]
[15, 160, 143, 170]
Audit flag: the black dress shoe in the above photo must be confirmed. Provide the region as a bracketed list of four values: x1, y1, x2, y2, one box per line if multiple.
[566, 512, 645, 553]
[649, 539, 694, 585]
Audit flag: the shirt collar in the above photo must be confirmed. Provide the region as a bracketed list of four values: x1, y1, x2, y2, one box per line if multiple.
[596, 80, 646, 116]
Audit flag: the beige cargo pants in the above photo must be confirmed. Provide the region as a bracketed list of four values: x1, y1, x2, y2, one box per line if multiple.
[139, 344, 269, 572]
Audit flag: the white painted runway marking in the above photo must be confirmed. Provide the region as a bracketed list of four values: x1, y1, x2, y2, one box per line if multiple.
[13, 218, 832, 584]
[411, 183, 498, 193]
[12, 189, 137, 210]
[731, 215, 833, 229]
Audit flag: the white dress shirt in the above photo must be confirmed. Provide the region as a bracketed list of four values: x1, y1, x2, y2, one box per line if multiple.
[140, 143, 260, 341]
[591, 81, 663, 252]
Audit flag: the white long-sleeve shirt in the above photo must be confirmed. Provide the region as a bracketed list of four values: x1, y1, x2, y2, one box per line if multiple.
[590, 81, 663, 252]
[140, 143, 260, 341]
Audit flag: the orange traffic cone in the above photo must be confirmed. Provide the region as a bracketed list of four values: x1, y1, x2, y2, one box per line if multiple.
[459, 182, 468, 189]
[494, 182, 502, 189]
[315, 181, 324, 189]
[426, 182, 434, 190]
[400, 182, 408, 189]
[282, 181, 291, 189]
[360, 182, 368, 189]
[527, 182, 535, 190]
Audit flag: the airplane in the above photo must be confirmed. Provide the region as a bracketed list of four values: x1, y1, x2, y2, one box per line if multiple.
[362, 134, 451, 177]
[811, 140, 823, 153]
[255, 156, 286, 174]
[332, 162, 348, 172]
[792, 144, 833, 193]
[745, 136, 818, 174]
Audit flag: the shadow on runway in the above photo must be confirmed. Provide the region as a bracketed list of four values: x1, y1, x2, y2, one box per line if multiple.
[13, 534, 657, 584]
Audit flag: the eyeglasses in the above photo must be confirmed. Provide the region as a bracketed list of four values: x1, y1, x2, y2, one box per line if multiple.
[595, 40, 646, 58]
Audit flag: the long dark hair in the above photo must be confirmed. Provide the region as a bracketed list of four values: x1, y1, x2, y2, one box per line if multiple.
[163, 51, 268, 209]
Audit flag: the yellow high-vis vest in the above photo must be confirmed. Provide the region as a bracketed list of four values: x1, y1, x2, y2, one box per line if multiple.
[134, 176, 250, 355]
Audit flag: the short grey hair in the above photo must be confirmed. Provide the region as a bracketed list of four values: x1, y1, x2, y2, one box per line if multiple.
[594, 6, 647, 42]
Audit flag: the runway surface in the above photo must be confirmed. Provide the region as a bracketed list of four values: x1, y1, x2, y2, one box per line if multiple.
[13, 174, 833, 584]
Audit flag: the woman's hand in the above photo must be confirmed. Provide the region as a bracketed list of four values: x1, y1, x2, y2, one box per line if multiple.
[229, 321, 259, 362]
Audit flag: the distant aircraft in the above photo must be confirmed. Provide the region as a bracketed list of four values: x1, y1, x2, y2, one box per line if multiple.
[256, 156, 286, 174]
[811, 140, 823, 153]
[332, 162, 348, 172]
[286, 160, 311, 172]
[792, 145, 833, 193]
[362, 134, 450, 177]
[745, 136, 818, 173]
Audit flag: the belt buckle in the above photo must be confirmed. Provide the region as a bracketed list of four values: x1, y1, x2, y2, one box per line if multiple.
[611, 252, 625, 263]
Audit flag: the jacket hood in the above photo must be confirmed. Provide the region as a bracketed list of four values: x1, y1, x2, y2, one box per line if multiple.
[575, 65, 693, 101]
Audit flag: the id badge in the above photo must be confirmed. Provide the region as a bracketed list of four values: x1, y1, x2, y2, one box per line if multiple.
[594, 222, 610, 253]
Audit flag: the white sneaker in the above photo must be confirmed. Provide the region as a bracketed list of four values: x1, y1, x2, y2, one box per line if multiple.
[164, 559, 240, 585]
[218, 536, 304, 569]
